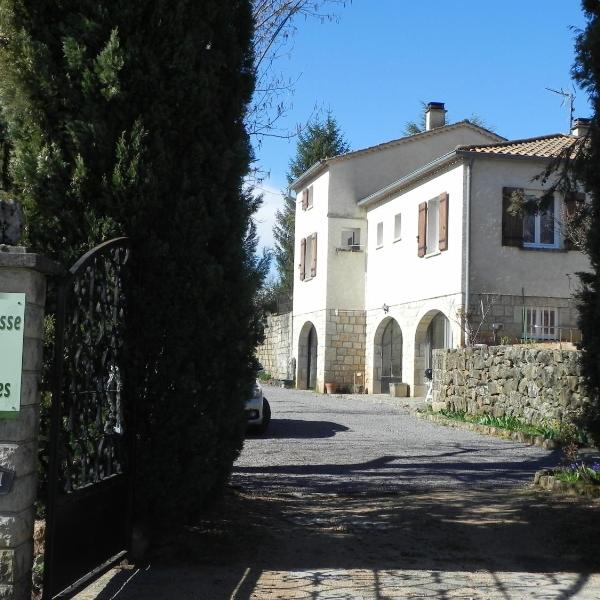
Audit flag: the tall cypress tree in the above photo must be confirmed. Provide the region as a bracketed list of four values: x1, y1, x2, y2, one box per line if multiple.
[272, 111, 349, 301]
[0, 1, 260, 525]
[572, 0, 600, 443]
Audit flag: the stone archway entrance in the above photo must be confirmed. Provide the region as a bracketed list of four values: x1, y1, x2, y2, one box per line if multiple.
[298, 322, 318, 390]
[414, 310, 452, 395]
[373, 317, 403, 394]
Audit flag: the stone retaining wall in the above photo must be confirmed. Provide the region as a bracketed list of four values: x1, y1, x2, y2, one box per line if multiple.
[432, 346, 589, 426]
[256, 312, 293, 381]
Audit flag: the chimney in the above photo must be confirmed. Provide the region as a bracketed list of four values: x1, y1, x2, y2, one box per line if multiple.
[425, 102, 446, 131]
[571, 117, 591, 137]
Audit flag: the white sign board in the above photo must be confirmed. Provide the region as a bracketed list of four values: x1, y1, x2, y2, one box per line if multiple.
[0, 293, 25, 416]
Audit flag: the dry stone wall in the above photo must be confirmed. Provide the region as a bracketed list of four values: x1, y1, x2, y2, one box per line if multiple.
[255, 312, 293, 381]
[432, 346, 589, 426]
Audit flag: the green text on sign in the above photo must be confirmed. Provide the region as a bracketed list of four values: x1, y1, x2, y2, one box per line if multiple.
[0, 293, 25, 415]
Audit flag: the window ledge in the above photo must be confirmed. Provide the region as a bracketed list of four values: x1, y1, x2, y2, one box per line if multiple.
[393, 237, 402, 243]
[520, 245, 566, 253]
[424, 250, 441, 259]
[376, 244, 383, 250]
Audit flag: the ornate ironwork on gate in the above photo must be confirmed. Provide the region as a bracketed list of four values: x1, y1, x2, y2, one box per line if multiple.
[44, 237, 132, 599]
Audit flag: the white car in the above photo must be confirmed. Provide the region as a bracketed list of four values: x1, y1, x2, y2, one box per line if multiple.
[245, 380, 271, 433]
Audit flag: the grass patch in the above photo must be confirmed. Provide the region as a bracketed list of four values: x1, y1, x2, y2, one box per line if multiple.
[553, 461, 600, 485]
[434, 408, 583, 443]
[257, 370, 272, 382]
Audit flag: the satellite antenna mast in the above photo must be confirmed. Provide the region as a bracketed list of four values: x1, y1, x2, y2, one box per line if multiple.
[545, 86, 576, 132]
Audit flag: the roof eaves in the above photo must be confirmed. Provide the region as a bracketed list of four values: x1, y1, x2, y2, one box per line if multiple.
[457, 133, 571, 152]
[357, 151, 460, 208]
[456, 149, 561, 162]
[290, 159, 329, 191]
[331, 120, 504, 166]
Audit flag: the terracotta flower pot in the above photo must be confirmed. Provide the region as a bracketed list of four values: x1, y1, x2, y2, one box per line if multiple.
[325, 382, 337, 394]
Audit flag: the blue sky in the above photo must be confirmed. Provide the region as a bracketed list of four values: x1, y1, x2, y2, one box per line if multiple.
[253, 1, 591, 252]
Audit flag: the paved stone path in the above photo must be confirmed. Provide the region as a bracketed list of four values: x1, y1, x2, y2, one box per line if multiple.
[75, 387, 600, 599]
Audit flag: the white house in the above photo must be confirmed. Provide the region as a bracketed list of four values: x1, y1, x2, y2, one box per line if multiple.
[291, 103, 589, 396]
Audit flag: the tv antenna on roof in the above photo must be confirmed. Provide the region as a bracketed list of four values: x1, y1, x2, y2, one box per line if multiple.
[545, 86, 576, 132]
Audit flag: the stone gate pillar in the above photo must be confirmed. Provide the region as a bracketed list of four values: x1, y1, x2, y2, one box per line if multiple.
[0, 202, 62, 599]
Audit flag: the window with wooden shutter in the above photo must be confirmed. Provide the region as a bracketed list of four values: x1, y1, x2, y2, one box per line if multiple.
[564, 191, 586, 250]
[418, 202, 427, 257]
[301, 189, 308, 211]
[502, 187, 524, 247]
[299, 238, 306, 280]
[439, 192, 449, 251]
[310, 233, 318, 277]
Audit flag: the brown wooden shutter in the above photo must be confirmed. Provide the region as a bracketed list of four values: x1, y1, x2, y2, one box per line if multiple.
[310, 233, 318, 277]
[299, 237, 306, 280]
[439, 192, 449, 251]
[418, 202, 427, 257]
[502, 187, 524, 247]
[301, 189, 308, 210]
[564, 191, 586, 250]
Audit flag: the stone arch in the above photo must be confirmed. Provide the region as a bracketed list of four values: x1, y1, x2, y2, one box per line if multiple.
[297, 321, 318, 390]
[413, 309, 453, 395]
[372, 317, 403, 394]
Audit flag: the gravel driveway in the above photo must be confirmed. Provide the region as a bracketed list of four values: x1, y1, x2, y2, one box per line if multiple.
[233, 386, 557, 493]
[77, 386, 600, 600]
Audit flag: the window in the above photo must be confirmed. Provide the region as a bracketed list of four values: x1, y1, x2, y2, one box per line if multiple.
[418, 192, 449, 257]
[426, 198, 439, 253]
[524, 307, 558, 340]
[523, 194, 558, 249]
[376, 222, 383, 248]
[394, 214, 402, 241]
[298, 233, 318, 281]
[502, 188, 559, 249]
[301, 186, 314, 210]
[341, 228, 361, 251]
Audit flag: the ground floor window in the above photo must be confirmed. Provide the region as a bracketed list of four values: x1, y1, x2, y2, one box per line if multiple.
[524, 307, 558, 340]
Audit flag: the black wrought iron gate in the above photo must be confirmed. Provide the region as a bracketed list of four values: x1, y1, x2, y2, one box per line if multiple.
[44, 238, 132, 598]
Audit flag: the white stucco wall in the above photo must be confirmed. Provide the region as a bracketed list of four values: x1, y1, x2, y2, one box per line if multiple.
[365, 163, 466, 310]
[362, 163, 466, 396]
[293, 170, 330, 316]
[326, 216, 367, 309]
[468, 158, 590, 298]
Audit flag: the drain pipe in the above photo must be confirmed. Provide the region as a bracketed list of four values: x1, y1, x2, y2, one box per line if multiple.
[464, 158, 473, 346]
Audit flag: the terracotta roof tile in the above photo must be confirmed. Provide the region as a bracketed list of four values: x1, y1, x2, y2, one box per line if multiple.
[458, 134, 580, 159]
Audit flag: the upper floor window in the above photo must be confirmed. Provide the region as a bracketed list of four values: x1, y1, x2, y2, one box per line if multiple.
[376, 222, 383, 248]
[426, 198, 439, 252]
[502, 188, 574, 250]
[523, 201, 557, 248]
[341, 228, 361, 251]
[418, 192, 449, 257]
[394, 213, 402, 242]
[298, 233, 317, 281]
[301, 186, 314, 210]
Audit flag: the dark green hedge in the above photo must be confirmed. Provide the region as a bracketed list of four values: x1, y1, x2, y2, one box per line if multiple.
[0, 1, 260, 527]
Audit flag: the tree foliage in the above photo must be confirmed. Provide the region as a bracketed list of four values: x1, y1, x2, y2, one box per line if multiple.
[249, 0, 347, 140]
[570, 0, 600, 443]
[0, 1, 263, 526]
[270, 111, 349, 302]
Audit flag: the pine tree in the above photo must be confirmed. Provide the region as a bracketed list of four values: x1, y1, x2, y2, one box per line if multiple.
[571, 0, 600, 443]
[272, 111, 349, 302]
[0, 1, 261, 525]
[287, 111, 350, 183]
